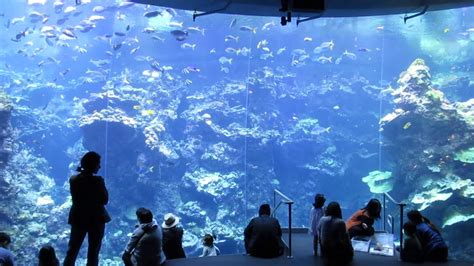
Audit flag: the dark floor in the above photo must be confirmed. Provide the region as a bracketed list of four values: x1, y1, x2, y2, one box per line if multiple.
[165, 232, 473, 266]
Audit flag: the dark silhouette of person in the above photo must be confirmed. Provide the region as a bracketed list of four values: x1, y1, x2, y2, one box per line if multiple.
[161, 213, 186, 260]
[122, 208, 166, 265]
[0, 232, 15, 266]
[38, 245, 59, 266]
[407, 210, 448, 262]
[318, 201, 353, 264]
[244, 203, 284, 258]
[401, 221, 423, 263]
[63, 151, 111, 266]
[346, 198, 381, 238]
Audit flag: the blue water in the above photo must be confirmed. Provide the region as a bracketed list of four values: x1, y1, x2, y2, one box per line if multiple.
[0, 0, 474, 264]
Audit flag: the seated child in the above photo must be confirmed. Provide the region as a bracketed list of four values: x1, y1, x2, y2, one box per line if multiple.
[401, 222, 423, 263]
[200, 234, 220, 257]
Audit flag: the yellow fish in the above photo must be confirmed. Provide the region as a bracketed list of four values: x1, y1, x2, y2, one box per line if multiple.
[443, 28, 450, 33]
[403, 122, 412, 129]
[142, 109, 155, 116]
[133, 105, 142, 110]
[146, 99, 154, 105]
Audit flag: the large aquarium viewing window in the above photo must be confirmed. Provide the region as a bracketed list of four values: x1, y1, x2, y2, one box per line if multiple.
[0, 0, 473, 264]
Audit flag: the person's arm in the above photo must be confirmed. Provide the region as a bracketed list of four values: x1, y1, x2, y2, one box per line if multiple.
[309, 208, 314, 234]
[69, 176, 79, 204]
[276, 219, 282, 237]
[98, 177, 109, 205]
[200, 247, 209, 257]
[125, 227, 143, 254]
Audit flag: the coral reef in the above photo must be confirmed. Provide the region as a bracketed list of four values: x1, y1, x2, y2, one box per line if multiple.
[381, 59, 474, 255]
[362, 170, 393, 194]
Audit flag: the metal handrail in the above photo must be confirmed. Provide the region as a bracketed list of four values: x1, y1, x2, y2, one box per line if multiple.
[273, 189, 294, 258]
[383, 192, 407, 259]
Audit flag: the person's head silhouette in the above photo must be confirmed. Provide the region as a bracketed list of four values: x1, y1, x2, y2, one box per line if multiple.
[77, 151, 101, 174]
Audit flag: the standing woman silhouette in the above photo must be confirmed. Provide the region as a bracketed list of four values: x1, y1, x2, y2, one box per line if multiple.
[64, 151, 111, 266]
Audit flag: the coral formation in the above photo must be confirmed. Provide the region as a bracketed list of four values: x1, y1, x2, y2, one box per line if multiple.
[362, 170, 393, 194]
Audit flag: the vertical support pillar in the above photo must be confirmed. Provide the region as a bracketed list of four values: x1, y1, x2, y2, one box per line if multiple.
[399, 203, 406, 259]
[383, 193, 386, 232]
[288, 203, 293, 258]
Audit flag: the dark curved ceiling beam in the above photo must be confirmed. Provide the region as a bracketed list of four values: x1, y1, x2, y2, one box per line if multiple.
[128, 0, 474, 17]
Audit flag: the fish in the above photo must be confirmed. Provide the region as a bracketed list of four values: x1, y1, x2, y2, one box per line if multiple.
[168, 21, 183, 28]
[219, 57, 233, 65]
[277, 47, 286, 55]
[14, 27, 29, 41]
[181, 43, 196, 50]
[315, 56, 332, 64]
[92, 6, 105, 13]
[257, 40, 268, 49]
[144, 10, 161, 18]
[142, 109, 156, 116]
[170, 30, 187, 41]
[224, 35, 239, 42]
[74, 46, 87, 54]
[88, 15, 105, 22]
[238, 47, 251, 56]
[187, 26, 205, 35]
[90, 59, 110, 67]
[291, 49, 306, 56]
[240, 26, 257, 34]
[112, 43, 122, 51]
[115, 32, 126, 37]
[443, 28, 450, 33]
[260, 52, 273, 60]
[142, 27, 157, 34]
[221, 66, 230, 73]
[225, 47, 238, 54]
[56, 17, 68, 25]
[182, 66, 200, 74]
[126, 25, 131, 31]
[262, 21, 275, 31]
[357, 48, 371, 52]
[342, 50, 357, 60]
[130, 46, 140, 54]
[11, 17, 25, 25]
[261, 47, 271, 53]
[229, 18, 237, 28]
[209, 48, 216, 54]
[152, 35, 165, 42]
[403, 122, 412, 129]
[304, 37, 313, 42]
[62, 29, 76, 38]
[335, 57, 342, 64]
[63, 6, 76, 14]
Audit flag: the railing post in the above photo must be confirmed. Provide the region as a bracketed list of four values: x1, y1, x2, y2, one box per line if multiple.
[273, 190, 276, 218]
[399, 203, 406, 259]
[288, 202, 293, 258]
[383, 193, 386, 232]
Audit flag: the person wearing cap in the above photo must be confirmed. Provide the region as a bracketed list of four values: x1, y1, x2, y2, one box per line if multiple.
[161, 213, 186, 260]
[244, 204, 284, 258]
[122, 208, 166, 266]
[309, 193, 326, 256]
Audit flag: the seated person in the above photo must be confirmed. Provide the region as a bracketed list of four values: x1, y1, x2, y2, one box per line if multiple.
[38, 245, 60, 266]
[0, 232, 15, 266]
[318, 202, 353, 264]
[162, 213, 186, 260]
[407, 210, 448, 262]
[200, 234, 220, 257]
[346, 198, 381, 238]
[122, 208, 166, 266]
[401, 222, 423, 263]
[244, 204, 284, 258]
